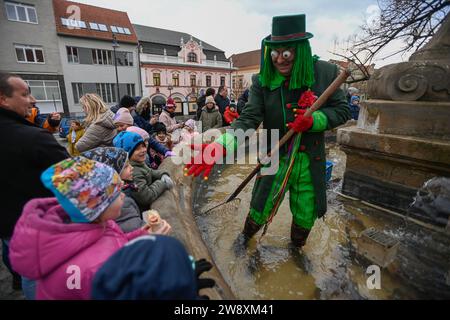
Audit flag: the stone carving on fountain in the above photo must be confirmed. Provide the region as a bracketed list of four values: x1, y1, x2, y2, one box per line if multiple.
[368, 14, 450, 102]
[337, 14, 450, 227]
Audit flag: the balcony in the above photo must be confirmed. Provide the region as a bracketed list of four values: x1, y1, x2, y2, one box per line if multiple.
[140, 53, 232, 69]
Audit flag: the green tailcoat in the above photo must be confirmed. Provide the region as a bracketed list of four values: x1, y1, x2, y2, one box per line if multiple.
[230, 60, 351, 218]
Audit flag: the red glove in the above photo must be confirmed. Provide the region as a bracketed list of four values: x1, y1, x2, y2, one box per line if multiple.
[184, 142, 226, 180]
[287, 109, 313, 133]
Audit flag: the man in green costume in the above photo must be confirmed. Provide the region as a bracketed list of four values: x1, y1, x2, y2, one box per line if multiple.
[186, 14, 351, 248]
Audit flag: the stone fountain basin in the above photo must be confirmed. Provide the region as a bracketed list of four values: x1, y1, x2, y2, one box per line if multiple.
[150, 152, 236, 300]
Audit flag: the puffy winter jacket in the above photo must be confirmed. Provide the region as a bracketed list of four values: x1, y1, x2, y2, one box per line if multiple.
[129, 161, 168, 211]
[115, 195, 146, 233]
[9, 198, 147, 300]
[199, 106, 223, 132]
[75, 110, 116, 152]
[223, 106, 239, 125]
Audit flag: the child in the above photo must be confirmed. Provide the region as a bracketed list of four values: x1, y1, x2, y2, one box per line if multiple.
[81, 147, 171, 234]
[152, 122, 173, 150]
[113, 131, 174, 212]
[199, 96, 222, 132]
[126, 126, 175, 169]
[92, 235, 215, 300]
[150, 122, 173, 169]
[179, 119, 199, 145]
[223, 102, 240, 125]
[113, 107, 134, 132]
[9, 157, 153, 300]
[66, 120, 85, 156]
[349, 95, 360, 120]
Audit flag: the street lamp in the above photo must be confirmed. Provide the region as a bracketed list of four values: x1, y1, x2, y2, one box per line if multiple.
[112, 33, 121, 103]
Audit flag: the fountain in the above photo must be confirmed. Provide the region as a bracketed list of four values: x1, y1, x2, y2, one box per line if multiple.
[337, 15, 450, 228]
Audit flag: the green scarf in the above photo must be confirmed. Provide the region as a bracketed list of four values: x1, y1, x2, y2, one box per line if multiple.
[260, 40, 316, 91]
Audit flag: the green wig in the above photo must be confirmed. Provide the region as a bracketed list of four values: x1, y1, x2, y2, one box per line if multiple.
[260, 39, 315, 91]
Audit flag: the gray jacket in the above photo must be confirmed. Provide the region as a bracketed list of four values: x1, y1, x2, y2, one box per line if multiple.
[75, 110, 117, 152]
[115, 196, 146, 233]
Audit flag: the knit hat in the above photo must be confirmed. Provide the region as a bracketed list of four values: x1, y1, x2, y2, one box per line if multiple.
[41, 157, 122, 223]
[81, 147, 129, 175]
[120, 95, 136, 109]
[113, 131, 145, 156]
[184, 119, 195, 130]
[113, 108, 134, 125]
[153, 122, 167, 134]
[351, 95, 360, 103]
[126, 126, 150, 141]
[91, 235, 197, 300]
[166, 97, 176, 108]
[205, 96, 215, 105]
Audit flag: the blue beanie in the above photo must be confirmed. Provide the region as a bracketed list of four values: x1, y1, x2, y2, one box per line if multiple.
[91, 235, 197, 300]
[351, 95, 360, 103]
[113, 131, 145, 156]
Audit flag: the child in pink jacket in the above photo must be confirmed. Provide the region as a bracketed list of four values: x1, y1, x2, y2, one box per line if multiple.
[9, 157, 150, 300]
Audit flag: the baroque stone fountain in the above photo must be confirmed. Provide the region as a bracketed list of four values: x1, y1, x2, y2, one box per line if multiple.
[337, 14, 450, 228]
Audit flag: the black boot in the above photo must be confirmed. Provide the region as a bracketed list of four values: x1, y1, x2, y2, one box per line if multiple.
[233, 215, 263, 257]
[242, 215, 263, 240]
[290, 222, 311, 248]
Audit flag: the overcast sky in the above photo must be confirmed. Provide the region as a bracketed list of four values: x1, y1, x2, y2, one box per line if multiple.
[73, 0, 413, 67]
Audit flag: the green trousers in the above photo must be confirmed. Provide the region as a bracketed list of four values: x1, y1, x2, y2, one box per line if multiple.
[249, 153, 317, 230]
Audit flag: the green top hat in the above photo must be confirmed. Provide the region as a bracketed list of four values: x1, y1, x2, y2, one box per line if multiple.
[265, 14, 313, 44]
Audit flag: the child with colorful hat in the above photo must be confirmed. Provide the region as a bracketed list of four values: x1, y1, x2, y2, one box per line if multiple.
[8, 157, 154, 300]
[113, 131, 174, 212]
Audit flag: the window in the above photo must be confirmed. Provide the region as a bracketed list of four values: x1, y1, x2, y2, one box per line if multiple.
[5, 2, 38, 24]
[67, 46, 79, 63]
[190, 74, 196, 87]
[26, 80, 61, 102]
[126, 84, 135, 97]
[111, 26, 131, 34]
[172, 74, 179, 87]
[92, 49, 112, 65]
[153, 73, 161, 86]
[188, 52, 197, 63]
[89, 22, 99, 30]
[220, 76, 226, 86]
[96, 83, 116, 104]
[206, 75, 212, 87]
[62, 19, 86, 29]
[116, 52, 134, 67]
[15, 45, 44, 63]
[98, 24, 108, 31]
[72, 83, 83, 104]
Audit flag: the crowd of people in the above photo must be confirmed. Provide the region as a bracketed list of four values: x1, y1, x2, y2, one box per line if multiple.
[0, 17, 358, 298]
[0, 72, 215, 300]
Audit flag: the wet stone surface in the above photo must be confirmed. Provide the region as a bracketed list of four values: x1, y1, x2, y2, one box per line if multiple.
[193, 143, 450, 300]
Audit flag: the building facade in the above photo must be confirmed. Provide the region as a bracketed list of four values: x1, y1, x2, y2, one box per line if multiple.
[52, 0, 140, 115]
[0, 0, 69, 114]
[134, 24, 234, 116]
[229, 49, 260, 99]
